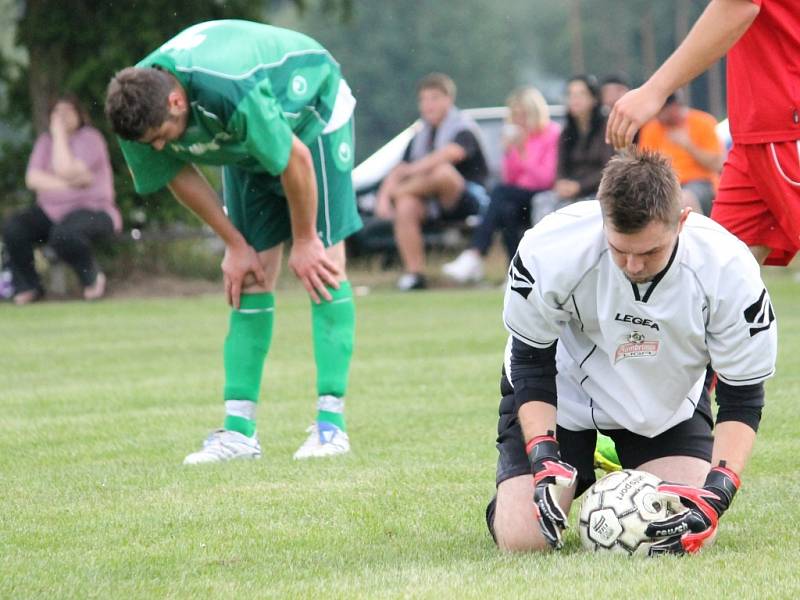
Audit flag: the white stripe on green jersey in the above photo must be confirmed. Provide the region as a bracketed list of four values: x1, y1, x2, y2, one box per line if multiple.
[118, 20, 350, 194]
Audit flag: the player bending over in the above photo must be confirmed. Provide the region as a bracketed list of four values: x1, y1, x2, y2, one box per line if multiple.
[487, 148, 777, 554]
[106, 20, 362, 463]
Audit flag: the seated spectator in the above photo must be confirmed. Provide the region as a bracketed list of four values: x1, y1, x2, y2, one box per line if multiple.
[374, 72, 488, 291]
[442, 86, 560, 283]
[528, 75, 614, 225]
[638, 91, 724, 216]
[599, 73, 631, 113]
[2, 94, 120, 304]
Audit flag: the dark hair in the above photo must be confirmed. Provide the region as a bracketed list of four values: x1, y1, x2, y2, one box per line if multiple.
[600, 73, 630, 89]
[561, 74, 605, 172]
[663, 88, 687, 107]
[416, 72, 457, 100]
[50, 93, 92, 128]
[597, 148, 682, 233]
[105, 67, 175, 140]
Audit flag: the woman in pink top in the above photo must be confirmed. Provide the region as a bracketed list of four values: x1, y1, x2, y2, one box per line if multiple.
[443, 87, 560, 283]
[2, 94, 120, 304]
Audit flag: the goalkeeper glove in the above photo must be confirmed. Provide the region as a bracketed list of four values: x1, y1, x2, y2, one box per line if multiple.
[646, 463, 741, 555]
[527, 431, 578, 549]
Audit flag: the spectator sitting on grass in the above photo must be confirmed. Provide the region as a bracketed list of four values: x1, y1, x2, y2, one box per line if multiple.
[2, 94, 120, 305]
[443, 86, 560, 284]
[374, 72, 489, 291]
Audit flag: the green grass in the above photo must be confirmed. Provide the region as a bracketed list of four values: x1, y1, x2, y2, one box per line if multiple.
[2, 272, 799, 598]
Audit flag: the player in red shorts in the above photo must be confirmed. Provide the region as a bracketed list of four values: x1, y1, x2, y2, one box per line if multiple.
[606, 0, 800, 266]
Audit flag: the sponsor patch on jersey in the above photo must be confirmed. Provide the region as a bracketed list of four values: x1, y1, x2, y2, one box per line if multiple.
[614, 331, 659, 363]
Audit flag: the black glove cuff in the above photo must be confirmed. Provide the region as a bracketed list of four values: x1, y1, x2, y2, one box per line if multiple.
[703, 466, 741, 515]
[526, 432, 560, 472]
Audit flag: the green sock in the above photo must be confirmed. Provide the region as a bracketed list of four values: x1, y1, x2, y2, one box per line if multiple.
[222, 293, 274, 437]
[311, 281, 355, 431]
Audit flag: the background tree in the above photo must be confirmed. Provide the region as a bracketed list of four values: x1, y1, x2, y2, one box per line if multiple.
[1, 0, 350, 226]
[274, 0, 722, 164]
[1, 0, 724, 230]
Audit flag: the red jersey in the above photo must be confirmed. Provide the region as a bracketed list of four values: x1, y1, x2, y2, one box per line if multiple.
[727, 0, 800, 144]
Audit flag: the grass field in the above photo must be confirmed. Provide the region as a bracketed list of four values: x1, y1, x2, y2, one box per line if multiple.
[2, 271, 799, 598]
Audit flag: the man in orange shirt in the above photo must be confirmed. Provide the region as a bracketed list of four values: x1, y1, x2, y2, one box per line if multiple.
[639, 92, 724, 215]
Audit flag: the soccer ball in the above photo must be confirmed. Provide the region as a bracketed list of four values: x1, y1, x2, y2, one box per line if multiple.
[579, 469, 674, 556]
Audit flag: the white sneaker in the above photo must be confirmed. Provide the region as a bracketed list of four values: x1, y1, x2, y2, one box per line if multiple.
[442, 250, 484, 283]
[396, 272, 427, 291]
[183, 429, 262, 465]
[293, 423, 350, 459]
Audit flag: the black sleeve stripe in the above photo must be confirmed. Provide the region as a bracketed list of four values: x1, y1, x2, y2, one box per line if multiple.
[504, 321, 556, 348]
[716, 370, 775, 384]
[571, 295, 584, 332]
[579, 345, 597, 368]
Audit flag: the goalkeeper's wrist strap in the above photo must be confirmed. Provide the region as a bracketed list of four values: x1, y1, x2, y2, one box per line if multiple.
[525, 431, 559, 466]
[704, 463, 742, 514]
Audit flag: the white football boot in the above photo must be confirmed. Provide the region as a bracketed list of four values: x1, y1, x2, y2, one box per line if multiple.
[183, 429, 262, 465]
[442, 250, 484, 283]
[293, 423, 350, 459]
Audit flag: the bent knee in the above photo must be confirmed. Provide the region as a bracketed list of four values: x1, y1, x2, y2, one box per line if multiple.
[394, 196, 424, 221]
[490, 476, 552, 553]
[494, 526, 551, 553]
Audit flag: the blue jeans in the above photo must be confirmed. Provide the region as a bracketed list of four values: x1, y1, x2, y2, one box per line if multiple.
[471, 184, 537, 261]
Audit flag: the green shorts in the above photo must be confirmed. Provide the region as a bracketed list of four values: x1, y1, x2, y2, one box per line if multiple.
[223, 118, 363, 251]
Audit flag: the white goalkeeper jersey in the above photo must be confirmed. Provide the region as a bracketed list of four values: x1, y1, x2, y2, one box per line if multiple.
[503, 201, 777, 438]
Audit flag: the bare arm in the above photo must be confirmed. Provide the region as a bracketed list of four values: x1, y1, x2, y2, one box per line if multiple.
[607, 0, 760, 148]
[167, 164, 265, 308]
[711, 421, 756, 475]
[683, 142, 725, 173]
[375, 162, 411, 219]
[25, 168, 71, 192]
[50, 121, 94, 187]
[518, 400, 558, 444]
[281, 136, 320, 243]
[405, 142, 466, 176]
[280, 135, 340, 303]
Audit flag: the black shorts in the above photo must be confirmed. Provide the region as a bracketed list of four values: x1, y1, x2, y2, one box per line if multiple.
[493, 385, 714, 498]
[438, 181, 487, 221]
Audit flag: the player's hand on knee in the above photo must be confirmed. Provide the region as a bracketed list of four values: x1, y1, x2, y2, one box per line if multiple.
[222, 242, 267, 309]
[646, 464, 740, 555]
[527, 432, 578, 549]
[288, 237, 341, 304]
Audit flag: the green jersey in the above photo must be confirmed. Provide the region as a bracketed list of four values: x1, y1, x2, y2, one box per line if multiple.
[118, 20, 344, 194]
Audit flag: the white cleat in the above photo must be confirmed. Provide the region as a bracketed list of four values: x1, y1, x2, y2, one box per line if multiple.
[183, 429, 262, 465]
[442, 250, 484, 283]
[293, 423, 350, 459]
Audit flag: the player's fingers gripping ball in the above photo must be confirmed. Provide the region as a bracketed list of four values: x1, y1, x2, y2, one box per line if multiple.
[646, 465, 740, 555]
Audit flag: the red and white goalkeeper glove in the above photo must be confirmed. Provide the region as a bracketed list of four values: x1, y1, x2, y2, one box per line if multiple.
[646, 464, 741, 555]
[527, 432, 578, 549]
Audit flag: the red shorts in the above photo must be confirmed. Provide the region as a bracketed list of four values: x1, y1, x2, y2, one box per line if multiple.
[712, 140, 800, 266]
